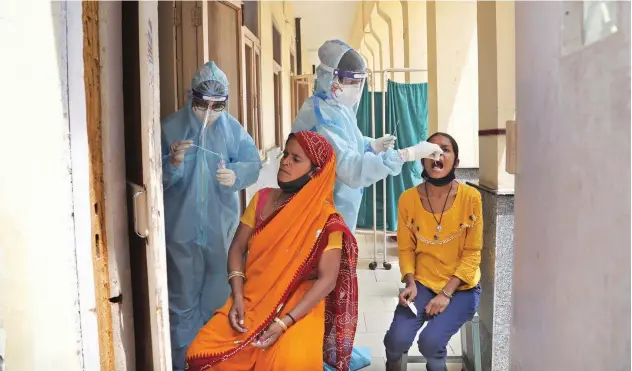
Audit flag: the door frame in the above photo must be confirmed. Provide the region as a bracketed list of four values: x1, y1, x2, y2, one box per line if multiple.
[82, 2, 117, 369]
[290, 74, 314, 123]
[241, 27, 263, 148]
[273, 61, 283, 148]
[68, 1, 101, 368]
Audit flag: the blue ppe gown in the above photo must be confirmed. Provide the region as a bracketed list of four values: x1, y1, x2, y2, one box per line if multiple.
[162, 103, 262, 371]
[291, 40, 404, 233]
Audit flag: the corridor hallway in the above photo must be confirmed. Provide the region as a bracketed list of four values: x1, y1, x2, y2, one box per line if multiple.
[0, 1, 629, 371]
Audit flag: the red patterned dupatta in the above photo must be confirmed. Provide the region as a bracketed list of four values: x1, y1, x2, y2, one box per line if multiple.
[321, 216, 359, 370]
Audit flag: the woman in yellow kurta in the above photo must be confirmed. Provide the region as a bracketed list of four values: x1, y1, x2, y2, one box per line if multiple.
[185, 131, 359, 371]
[383, 132, 482, 371]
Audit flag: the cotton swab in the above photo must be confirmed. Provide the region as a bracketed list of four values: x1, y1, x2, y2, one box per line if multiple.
[190, 144, 221, 158]
[392, 120, 401, 136]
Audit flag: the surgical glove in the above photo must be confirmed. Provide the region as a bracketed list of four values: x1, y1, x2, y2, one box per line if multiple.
[169, 140, 194, 167]
[398, 142, 443, 162]
[216, 168, 236, 187]
[371, 135, 397, 153]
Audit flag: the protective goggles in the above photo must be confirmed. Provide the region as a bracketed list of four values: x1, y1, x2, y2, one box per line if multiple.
[333, 69, 368, 84]
[191, 90, 228, 112]
[320, 63, 367, 85]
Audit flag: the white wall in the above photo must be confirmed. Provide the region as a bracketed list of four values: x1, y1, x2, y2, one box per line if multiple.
[293, 1, 356, 67]
[512, 2, 630, 370]
[428, 1, 479, 168]
[0, 1, 87, 370]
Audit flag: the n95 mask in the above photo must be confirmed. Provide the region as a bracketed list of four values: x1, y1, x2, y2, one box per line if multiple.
[334, 84, 362, 108]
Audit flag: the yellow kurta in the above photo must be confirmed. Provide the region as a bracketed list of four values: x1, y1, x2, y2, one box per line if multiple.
[240, 191, 342, 251]
[397, 183, 483, 293]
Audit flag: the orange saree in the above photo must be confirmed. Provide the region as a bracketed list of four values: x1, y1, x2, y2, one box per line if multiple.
[185, 131, 359, 371]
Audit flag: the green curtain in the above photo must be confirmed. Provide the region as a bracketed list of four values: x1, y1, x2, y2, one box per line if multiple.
[356, 80, 429, 231]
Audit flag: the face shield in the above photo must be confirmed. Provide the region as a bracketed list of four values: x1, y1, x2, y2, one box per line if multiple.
[191, 89, 228, 127]
[324, 65, 367, 110]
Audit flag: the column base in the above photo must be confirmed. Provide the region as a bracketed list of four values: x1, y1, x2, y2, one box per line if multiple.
[456, 168, 479, 183]
[466, 182, 514, 371]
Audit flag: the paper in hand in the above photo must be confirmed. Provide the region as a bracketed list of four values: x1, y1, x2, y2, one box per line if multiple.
[408, 301, 418, 316]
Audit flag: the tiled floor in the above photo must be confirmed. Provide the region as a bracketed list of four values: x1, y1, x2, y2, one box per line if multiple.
[354, 232, 462, 371]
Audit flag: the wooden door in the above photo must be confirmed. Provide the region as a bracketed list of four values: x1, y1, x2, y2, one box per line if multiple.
[180, 1, 204, 107]
[158, 1, 204, 118]
[137, 3, 172, 369]
[208, 1, 243, 121]
[122, 2, 172, 370]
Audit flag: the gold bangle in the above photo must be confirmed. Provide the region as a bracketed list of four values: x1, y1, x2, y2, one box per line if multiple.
[228, 274, 245, 282]
[228, 271, 246, 282]
[273, 317, 288, 332]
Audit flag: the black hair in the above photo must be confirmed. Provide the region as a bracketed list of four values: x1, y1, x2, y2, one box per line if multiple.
[427, 132, 459, 160]
[337, 49, 365, 73]
[286, 133, 296, 145]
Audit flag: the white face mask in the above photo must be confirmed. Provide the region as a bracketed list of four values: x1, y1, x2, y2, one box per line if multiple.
[193, 107, 222, 126]
[334, 84, 362, 108]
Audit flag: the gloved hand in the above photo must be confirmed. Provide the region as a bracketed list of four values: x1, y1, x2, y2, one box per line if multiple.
[169, 140, 193, 167]
[398, 142, 443, 162]
[371, 135, 397, 153]
[216, 168, 236, 187]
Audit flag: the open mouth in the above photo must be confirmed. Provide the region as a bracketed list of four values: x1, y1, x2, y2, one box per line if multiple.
[432, 160, 444, 170]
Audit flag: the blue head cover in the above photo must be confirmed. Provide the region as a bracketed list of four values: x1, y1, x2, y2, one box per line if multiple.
[191, 61, 229, 98]
[314, 40, 367, 99]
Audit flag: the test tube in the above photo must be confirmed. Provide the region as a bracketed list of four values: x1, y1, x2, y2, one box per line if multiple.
[219, 153, 226, 169]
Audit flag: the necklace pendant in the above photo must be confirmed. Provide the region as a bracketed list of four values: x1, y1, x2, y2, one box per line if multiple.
[433, 234, 439, 241]
[436, 225, 442, 232]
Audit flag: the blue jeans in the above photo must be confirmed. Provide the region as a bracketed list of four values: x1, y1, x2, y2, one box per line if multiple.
[383, 281, 480, 371]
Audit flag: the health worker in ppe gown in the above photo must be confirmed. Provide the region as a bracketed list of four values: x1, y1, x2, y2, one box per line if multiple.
[292, 40, 443, 233]
[161, 61, 263, 371]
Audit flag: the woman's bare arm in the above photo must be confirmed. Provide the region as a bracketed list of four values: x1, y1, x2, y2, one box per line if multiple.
[227, 223, 254, 298]
[281, 248, 342, 326]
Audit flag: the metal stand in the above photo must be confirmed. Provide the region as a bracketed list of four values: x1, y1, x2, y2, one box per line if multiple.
[367, 68, 428, 271]
[399, 313, 482, 371]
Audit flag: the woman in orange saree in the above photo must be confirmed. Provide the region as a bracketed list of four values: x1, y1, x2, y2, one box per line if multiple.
[185, 131, 359, 371]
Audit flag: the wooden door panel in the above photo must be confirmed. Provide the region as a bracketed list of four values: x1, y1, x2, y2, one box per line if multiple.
[138, 2, 172, 369]
[180, 1, 202, 102]
[208, 2, 242, 120]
